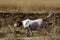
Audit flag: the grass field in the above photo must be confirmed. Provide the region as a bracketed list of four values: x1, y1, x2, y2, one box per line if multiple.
[0, 13, 60, 40]
[0, 0, 60, 10]
[0, 0, 60, 40]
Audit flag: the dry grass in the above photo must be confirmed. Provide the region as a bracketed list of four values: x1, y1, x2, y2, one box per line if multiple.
[0, 13, 59, 40]
[0, 0, 60, 10]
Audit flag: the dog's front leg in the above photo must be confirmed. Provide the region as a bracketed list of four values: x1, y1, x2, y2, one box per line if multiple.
[27, 27, 33, 35]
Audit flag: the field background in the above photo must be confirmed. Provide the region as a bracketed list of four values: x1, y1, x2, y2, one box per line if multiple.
[0, 0, 60, 40]
[0, 0, 60, 10]
[0, 13, 60, 40]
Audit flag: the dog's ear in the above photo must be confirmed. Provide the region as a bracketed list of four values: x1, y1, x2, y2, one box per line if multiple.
[16, 21, 23, 27]
[43, 19, 46, 21]
[19, 21, 23, 26]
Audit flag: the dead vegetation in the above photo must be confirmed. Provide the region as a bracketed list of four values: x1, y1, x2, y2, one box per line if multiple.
[0, 0, 60, 10]
[0, 12, 59, 40]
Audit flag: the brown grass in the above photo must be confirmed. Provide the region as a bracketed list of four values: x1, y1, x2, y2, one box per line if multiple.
[0, 13, 59, 40]
[0, 0, 60, 10]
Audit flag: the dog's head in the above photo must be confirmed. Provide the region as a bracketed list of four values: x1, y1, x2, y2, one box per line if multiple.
[14, 21, 23, 27]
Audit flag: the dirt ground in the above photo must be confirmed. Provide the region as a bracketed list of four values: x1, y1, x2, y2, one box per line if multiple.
[0, 13, 60, 40]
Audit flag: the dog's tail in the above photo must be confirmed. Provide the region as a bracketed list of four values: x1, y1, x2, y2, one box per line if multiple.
[45, 12, 53, 20]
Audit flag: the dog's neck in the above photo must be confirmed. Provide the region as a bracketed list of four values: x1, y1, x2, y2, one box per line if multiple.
[22, 19, 30, 28]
